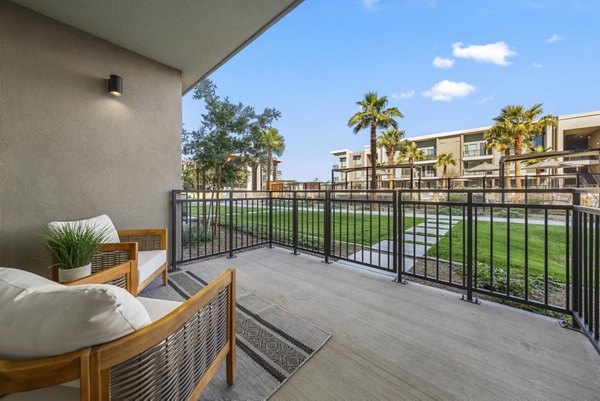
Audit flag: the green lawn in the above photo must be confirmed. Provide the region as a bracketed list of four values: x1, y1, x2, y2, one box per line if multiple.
[186, 204, 421, 246]
[427, 220, 569, 282]
[184, 202, 569, 283]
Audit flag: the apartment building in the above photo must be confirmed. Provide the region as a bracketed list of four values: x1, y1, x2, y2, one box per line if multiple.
[332, 110, 600, 188]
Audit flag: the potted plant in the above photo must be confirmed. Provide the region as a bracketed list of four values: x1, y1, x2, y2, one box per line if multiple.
[42, 224, 108, 283]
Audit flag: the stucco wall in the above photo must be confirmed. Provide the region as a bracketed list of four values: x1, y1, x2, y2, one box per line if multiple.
[0, 3, 182, 276]
[437, 136, 462, 176]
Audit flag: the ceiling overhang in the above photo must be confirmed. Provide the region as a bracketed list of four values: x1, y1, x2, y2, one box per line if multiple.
[13, 0, 302, 94]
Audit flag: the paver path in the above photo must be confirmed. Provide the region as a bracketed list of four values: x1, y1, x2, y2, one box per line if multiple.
[346, 215, 462, 271]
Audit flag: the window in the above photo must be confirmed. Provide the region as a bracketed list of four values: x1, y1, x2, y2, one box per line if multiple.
[421, 165, 436, 177]
[463, 142, 490, 157]
[420, 147, 436, 160]
[353, 155, 362, 166]
[532, 135, 544, 148]
[400, 168, 412, 176]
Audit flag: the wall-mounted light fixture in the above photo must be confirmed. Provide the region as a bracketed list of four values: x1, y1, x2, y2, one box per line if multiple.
[108, 75, 123, 96]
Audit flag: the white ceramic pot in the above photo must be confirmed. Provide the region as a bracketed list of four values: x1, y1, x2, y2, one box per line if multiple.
[58, 263, 92, 283]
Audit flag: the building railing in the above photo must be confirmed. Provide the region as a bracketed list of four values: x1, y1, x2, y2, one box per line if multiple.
[172, 188, 600, 354]
[464, 145, 492, 157]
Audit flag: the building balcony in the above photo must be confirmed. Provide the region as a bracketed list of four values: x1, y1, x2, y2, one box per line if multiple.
[175, 246, 600, 400]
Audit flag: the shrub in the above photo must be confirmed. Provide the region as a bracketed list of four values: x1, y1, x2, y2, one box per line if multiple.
[182, 223, 214, 247]
[493, 208, 524, 218]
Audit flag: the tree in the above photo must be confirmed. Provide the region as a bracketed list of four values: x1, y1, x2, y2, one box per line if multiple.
[183, 80, 281, 192]
[398, 141, 424, 189]
[244, 108, 281, 190]
[434, 153, 456, 187]
[183, 80, 280, 227]
[484, 124, 513, 189]
[348, 92, 403, 190]
[490, 104, 558, 189]
[262, 128, 285, 189]
[525, 145, 551, 188]
[377, 128, 405, 189]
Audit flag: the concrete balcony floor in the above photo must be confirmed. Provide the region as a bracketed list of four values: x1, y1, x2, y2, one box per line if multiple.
[187, 247, 600, 400]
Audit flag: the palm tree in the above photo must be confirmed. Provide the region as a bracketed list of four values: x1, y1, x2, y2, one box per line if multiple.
[490, 104, 558, 189]
[348, 92, 403, 190]
[484, 124, 513, 189]
[262, 128, 285, 190]
[434, 153, 456, 187]
[398, 141, 425, 189]
[377, 128, 405, 189]
[525, 145, 551, 188]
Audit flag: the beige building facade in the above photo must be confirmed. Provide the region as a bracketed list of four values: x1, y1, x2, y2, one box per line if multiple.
[332, 110, 600, 188]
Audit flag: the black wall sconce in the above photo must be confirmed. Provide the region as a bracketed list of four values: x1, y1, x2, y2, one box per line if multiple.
[108, 75, 123, 96]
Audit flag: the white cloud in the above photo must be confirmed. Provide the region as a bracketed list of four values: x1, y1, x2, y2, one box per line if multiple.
[392, 90, 415, 100]
[532, 61, 543, 68]
[547, 34, 564, 43]
[423, 80, 476, 101]
[432, 56, 455, 69]
[361, 0, 380, 9]
[451, 41, 516, 66]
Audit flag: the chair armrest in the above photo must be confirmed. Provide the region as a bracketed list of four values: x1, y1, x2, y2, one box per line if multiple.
[90, 269, 236, 400]
[0, 348, 91, 398]
[50, 242, 137, 287]
[66, 261, 134, 293]
[118, 229, 167, 251]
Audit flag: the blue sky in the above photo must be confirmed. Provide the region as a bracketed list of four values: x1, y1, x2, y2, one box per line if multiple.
[182, 0, 600, 181]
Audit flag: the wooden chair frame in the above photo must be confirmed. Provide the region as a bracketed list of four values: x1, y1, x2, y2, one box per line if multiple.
[51, 228, 168, 296]
[0, 269, 236, 401]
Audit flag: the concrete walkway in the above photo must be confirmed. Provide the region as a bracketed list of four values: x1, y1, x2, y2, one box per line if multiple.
[189, 247, 600, 401]
[347, 215, 460, 271]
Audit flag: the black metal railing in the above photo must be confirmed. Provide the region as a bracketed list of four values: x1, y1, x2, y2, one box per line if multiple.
[571, 194, 600, 353]
[172, 188, 600, 353]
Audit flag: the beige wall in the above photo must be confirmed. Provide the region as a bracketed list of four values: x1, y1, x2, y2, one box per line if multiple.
[0, 3, 182, 276]
[437, 135, 462, 176]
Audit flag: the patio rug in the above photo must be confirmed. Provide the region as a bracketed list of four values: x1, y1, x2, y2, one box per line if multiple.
[140, 267, 331, 401]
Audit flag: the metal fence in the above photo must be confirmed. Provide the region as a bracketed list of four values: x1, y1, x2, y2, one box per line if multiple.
[172, 188, 600, 354]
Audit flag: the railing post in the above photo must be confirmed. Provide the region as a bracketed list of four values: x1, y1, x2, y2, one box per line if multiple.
[170, 190, 178, 272]
[572, 192, 581, 319]
[462, 192, 479, 304]
[227, 191, 235, 259]
[323, 190, 332, 263]
[292, 191, 299, 255]
[268, 191, 273, 248]
[394, 190, 407, 284]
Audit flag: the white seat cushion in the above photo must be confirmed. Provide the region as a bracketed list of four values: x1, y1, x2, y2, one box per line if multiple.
[2, 385, 79, 401]
[48, 214, 120, 243]
[138, 250, 167, 285]
[137, 297, 182, 322]
[0, 268, 151, 359]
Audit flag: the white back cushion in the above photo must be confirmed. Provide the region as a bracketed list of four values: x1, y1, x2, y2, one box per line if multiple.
[48, 214, 120, 244]
[0, 268, 151, 359]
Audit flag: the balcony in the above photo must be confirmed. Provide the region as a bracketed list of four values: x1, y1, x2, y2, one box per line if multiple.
[463, 144, 492, 158]
[181, 246, 598, 400]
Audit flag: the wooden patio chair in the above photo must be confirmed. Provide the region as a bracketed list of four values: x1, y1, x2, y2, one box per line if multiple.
[0, 269, 236, 401]
[49, 215, 168, 295]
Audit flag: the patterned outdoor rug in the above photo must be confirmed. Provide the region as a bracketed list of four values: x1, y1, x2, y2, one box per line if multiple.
[140, 267, 331, 401]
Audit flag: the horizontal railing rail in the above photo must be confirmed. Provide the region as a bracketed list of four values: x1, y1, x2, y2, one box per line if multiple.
[172, 188, 600, 354]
